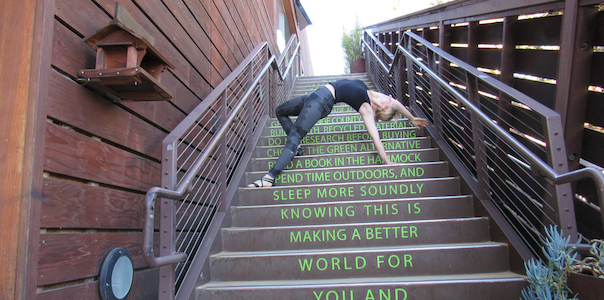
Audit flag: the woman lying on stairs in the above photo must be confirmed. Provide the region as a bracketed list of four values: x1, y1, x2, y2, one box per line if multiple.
[248, 78, 429, 187]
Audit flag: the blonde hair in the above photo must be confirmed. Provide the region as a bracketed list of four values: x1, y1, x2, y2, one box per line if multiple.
[374, 107, 399, 123]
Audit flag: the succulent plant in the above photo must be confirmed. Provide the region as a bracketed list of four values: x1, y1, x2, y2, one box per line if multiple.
[521, 225, 580, 300]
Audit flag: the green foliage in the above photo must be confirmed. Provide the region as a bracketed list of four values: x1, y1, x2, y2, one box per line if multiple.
[341, 17, 363, 74]
[568, 239, 604, 278]
[522, 226, 580, 300]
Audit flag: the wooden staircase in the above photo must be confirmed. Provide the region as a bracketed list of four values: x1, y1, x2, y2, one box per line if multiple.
[197, 74, 528, 299]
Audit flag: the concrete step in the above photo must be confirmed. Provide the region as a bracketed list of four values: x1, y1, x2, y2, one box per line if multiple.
[238, 177, 460, 206]
[249, 148, 441, 172]
[262, 118, 414, 136]
[267, 111, 415, 128]
[196, 74, 527, 300]
[197, 272, 527, 300]
[257, 127, 424, 146]
[221, 217, 490, 251]
[230, 195, 474, 227]
[248, 162, 449, 186]
[209, 242, 511, 281]
[255, 137, 432, 158]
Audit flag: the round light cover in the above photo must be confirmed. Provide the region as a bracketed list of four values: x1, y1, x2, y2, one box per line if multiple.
[99, 248, 134, 300]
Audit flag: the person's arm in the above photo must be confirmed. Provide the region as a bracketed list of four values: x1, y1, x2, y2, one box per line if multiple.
[359, 103, 393, 164]
[394, 101, 429, 129]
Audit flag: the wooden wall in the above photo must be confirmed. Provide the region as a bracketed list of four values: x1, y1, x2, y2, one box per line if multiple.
[22, 0, 309, 299]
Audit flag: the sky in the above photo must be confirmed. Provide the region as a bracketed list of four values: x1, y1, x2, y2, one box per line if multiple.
[300, 0, 440, 75]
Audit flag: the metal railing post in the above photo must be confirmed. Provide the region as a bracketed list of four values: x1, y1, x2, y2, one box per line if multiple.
[394, 54, 405, 104]
[404, 39, 418, 117]
[544, 116, 578, 241]
[467, 74, 489, 200]
[159, 139, 178, 300]
[430, 49, 444, 143]
[219, 90, 228, 211]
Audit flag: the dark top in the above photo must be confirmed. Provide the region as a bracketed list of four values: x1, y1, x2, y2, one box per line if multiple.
[330, 79, 370, 111]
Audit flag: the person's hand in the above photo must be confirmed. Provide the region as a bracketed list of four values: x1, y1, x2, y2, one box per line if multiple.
[411, 117, 429, 129]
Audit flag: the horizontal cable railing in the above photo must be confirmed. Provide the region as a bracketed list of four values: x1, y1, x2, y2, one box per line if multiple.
[143, 35, 300, 300]
[271, 35, 300, 116]
[363, 30, 604, 260]
[364, 32, 396, 99]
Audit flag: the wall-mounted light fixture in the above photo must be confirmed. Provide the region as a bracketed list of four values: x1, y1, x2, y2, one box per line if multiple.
[99, 247, 134, 300]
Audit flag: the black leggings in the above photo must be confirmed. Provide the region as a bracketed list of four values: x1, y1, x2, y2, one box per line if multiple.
[268, 86, 335, 178]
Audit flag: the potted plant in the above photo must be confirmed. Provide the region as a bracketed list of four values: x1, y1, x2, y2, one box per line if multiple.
[567, 239, 604, 300]
[522, 226, 604, 300]
[342, 17, 364, 74]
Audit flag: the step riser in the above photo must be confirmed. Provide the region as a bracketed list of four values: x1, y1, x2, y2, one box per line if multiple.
[222, 218, 489, 251]
[249, 149, 440, 172]
[248, 162, 448, 185]
[263, 119, 414, 136]
[268, 113, 364, 125]
[197, 279, 527, 300]
[292, 82, 376, 96]
[257, 128, 423, 146]
[239, 178, 460, 205]
[323, 106, 357, 113]
[255, 138, 431, 158]
[210, 244, 509, 281]
[230, 196, 474, 227]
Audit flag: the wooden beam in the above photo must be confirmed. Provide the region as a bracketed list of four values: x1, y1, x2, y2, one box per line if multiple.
[0, 0, 53, 299]
[467, 21, 479, 67]
[282, 0, 298, 35]
[369, 0, 563, 32]
[554, 2, 598, 171]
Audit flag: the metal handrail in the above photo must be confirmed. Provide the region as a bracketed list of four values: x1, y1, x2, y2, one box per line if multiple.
[398, 33, 604, 207]
[363, 30, 604, 256]
[275, 35, 300, 79]
[142, 37, 300, 268]
[143, 57, 274, 268]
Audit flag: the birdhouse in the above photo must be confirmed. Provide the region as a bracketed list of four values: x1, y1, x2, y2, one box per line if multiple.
[78, 3, 174, 101]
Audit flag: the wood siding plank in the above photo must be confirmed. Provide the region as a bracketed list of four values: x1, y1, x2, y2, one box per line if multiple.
[515, 50, 560, 80]
[585, 92, 604, 127]
[0, 0, 51, 298]
[160, 70, 204, 114]
[162, 0, 238, 73]
[515, 15, 562, 45]
[132, 0, 224, 87]
[476, 49, 502, 72]
[54, 0, 111, 39]
[581, 129, 604, 167]
[37, 232, 147, 286]
[513, 78, 557, 109]
[186, 0, 245, 64]
[224, 0, 258, 50]
[37, 269, 158, 300]
[44, 123, 161, 192]
[244, 0, 276, 52]
[51, 18, 97, 76]
[48, 69, 166, 160]
[41, 177, 146, 229]
[209, 0, 249, 58]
